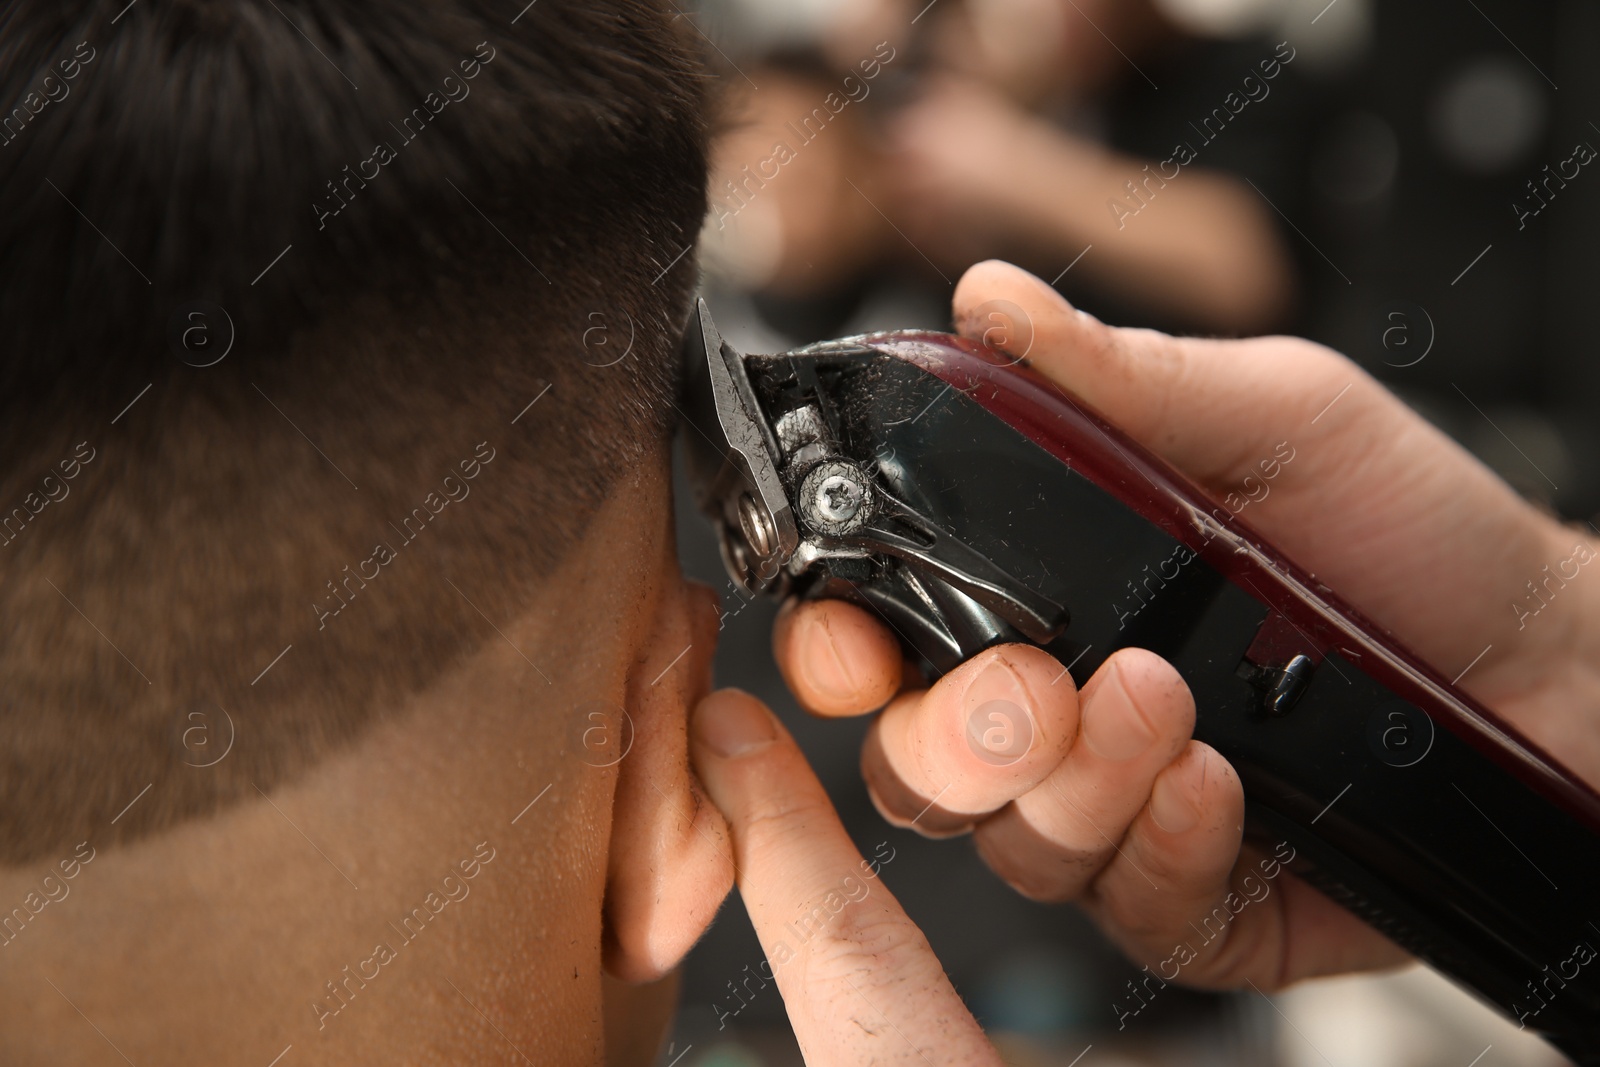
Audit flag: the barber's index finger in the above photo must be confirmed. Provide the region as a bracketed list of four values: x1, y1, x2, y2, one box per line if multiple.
[689, 688, 999, 1066]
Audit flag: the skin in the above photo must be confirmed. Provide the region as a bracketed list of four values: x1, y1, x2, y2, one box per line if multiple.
[5, 259, 1596, 1063]
[0, 457, 735, 1065]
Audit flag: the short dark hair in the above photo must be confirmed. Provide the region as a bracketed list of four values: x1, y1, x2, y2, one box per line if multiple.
[0, 0, 710, 861]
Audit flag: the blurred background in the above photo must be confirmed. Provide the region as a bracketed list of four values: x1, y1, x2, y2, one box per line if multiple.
[663, 0, 1596, 1063]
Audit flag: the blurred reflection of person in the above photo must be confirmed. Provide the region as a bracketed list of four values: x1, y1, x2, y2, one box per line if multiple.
[706, 0, 1315, 337]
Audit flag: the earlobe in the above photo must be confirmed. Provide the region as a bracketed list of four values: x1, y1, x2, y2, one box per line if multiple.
[602, 581, 734, 983]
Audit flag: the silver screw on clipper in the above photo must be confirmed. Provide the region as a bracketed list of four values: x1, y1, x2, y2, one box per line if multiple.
[816, 474, 865, 523]
[799, 460, 874, 535]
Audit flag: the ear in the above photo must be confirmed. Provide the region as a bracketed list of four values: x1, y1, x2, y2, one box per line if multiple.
[602, 580, 734, 983]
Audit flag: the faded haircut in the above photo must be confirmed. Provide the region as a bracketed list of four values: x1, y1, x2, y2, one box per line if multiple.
[0, 0, 710, 861]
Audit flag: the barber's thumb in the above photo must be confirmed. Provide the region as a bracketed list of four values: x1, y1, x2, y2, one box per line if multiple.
[951, 259, 1218, 473]
[952, 259, 1096, 361]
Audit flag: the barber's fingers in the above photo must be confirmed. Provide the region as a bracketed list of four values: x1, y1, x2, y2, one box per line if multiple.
[773, 599, 903, 717]
[1084, 741, 1407, 988]
[1084, 740, 1246, 947]
[860, 644, 1080, 837]
[971, 648, 1194, 901]
[951, 259, 1361, 489]
[690, 689, 1001, 1067]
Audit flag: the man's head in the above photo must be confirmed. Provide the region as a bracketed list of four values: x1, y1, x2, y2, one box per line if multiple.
[0, 1, 734, 1061]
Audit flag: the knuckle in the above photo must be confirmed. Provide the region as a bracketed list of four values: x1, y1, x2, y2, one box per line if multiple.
[803, 906, 945, 991]
[976, 802, 1110, 903]
[737, 794, 838, 851]
[865, 777, 973, 838]
[976, 832, 1098, 904]
[1184, 915, 1269, 989]
[1135, 837, 1220, 894]
[1095, 889, 1189, 951]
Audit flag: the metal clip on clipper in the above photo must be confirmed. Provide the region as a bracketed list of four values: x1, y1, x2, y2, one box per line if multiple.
[679, 300, 1600, 1063]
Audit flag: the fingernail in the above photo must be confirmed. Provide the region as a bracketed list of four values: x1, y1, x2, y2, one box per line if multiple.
[1149, 752, 1204, 834]
[1080, 661, 1156, 761]
[801, 611, 865, 704]
[693, 691, 777, 760]
[963, 656, 1036, 765]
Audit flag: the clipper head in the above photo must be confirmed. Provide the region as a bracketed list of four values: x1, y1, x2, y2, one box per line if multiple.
[678, 298, 1068, 671]
[678, 299, 798, 595]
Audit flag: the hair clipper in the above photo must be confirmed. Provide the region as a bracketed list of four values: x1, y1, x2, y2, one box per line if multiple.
[678, 300, 1600, 1063]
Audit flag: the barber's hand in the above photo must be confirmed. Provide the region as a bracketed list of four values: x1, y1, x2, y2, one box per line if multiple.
[774, 260, 1600, 993]
[880, 77, 1050, 265]
[690, 688, 1003, 1065]
[880, 78, 1117, 275]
